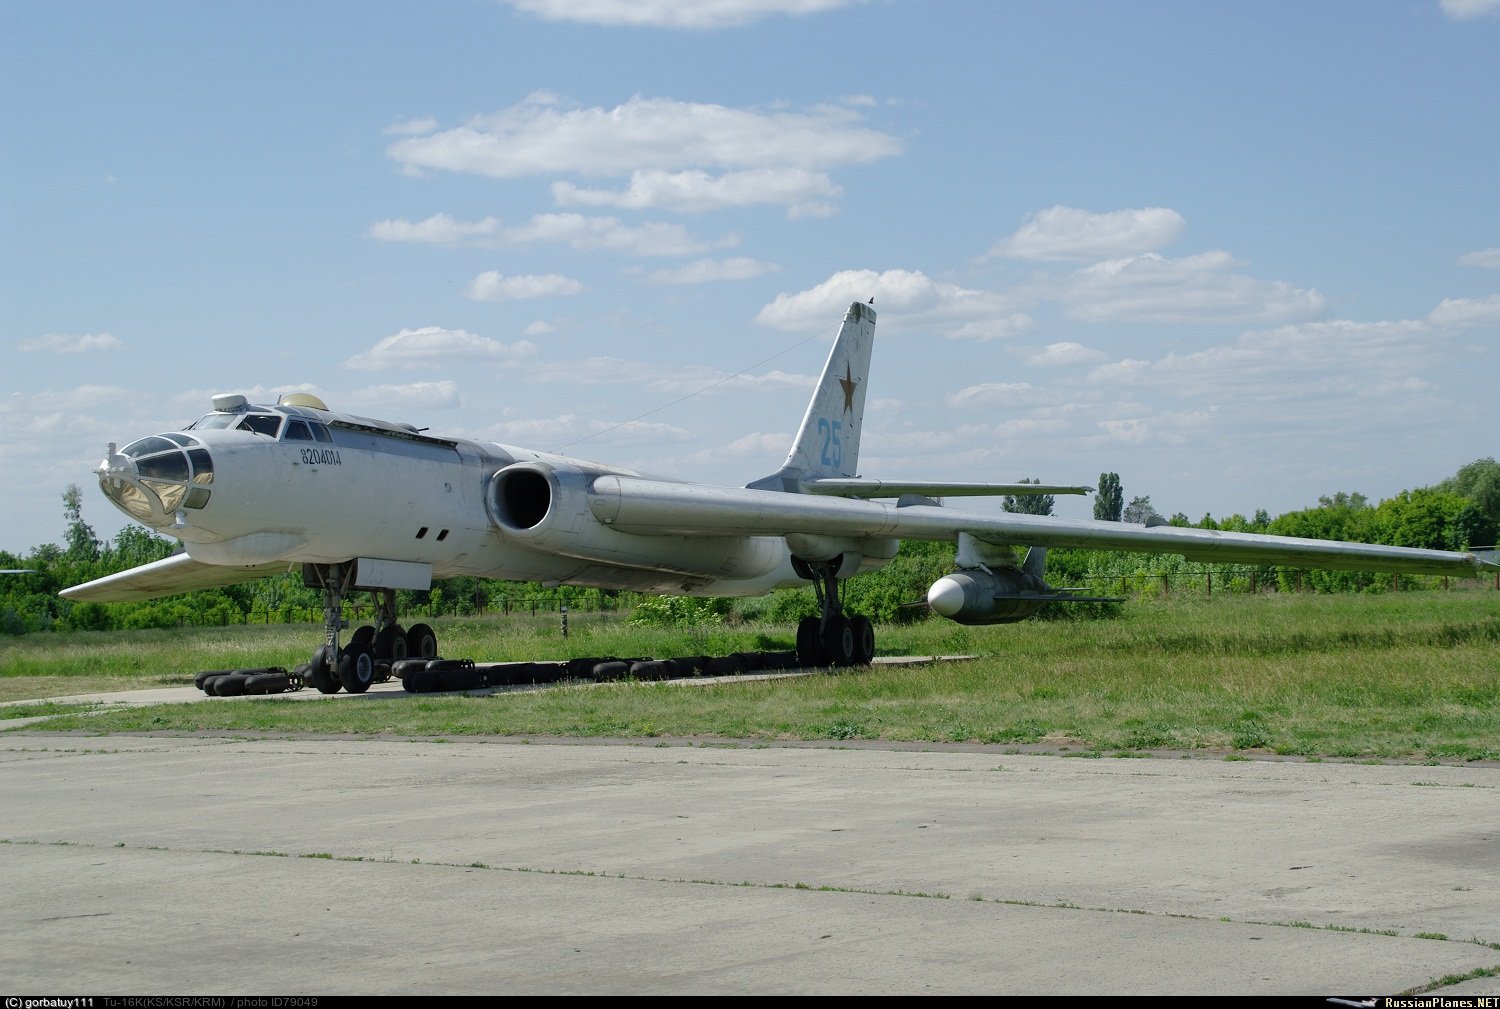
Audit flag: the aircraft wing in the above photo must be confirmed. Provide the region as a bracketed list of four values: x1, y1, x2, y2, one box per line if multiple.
[590, 476, 1500, 578]
[59, 554, 294, 603]
[801, 479, 1092, 499]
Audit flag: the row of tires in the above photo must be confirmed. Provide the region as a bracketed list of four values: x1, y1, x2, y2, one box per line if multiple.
[396, 650, 805, 694]
[195, 667, 303, 697]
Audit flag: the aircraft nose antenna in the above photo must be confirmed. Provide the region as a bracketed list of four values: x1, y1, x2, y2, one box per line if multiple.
[97, 442, 136, 482]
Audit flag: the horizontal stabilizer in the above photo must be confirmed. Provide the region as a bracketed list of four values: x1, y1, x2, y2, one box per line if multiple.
[802, 479, 1092, 499]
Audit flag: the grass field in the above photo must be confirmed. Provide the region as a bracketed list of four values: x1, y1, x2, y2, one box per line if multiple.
[3, 591, 1498, 761]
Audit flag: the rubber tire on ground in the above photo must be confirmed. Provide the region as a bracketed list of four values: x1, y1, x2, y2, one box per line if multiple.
[194, 669, 236, 691]
[704, 654, 746, 676]
[436, 666, 484, 692]
[199, 674, 229, 696]
[761, 650, 799, 670]
[850, 615, 875, 666]
[310, 645, 341, 694]
[405, 668, 436, 693]
[337, 646, 375, 694]
[629, 659, 673, 680]
[671, 655, 710, 677]
[821, 615, 856, 667]
[566, 656, 605, 678]
[391, 657, 429, 682]
[406, 623, 438, 660]
[527, 663, 567, 683]
[213, 673, 250, 696]
[592, 660, 631, 681]
[482, 662, 536, 687]
[244, 672, 291, 695]
[796, 617, 822, 668]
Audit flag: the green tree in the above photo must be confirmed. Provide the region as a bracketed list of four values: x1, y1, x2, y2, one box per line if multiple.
[62, 484, 99, 562]
[1094, 472, 1123, 521]
[1441, 458, 1500, 543]
[1002, 477, 1054, 516]
[1122, 495, 1160, 525]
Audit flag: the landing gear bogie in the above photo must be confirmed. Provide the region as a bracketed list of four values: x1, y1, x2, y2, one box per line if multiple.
[795, 557, 876, 668]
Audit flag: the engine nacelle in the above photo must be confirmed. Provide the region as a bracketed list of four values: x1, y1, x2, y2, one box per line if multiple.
[485, 461, 783, 581]
[926, 568, 1049, 625]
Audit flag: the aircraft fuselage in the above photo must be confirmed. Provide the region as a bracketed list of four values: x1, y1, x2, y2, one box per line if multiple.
[96, 394, 804, 597]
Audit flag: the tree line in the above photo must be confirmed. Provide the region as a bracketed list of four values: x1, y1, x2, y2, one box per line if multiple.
[2, 459, 1496, 635]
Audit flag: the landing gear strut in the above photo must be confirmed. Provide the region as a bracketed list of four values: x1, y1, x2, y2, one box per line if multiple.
[794, 557, 875, 668]
[302, 563, 439, 694]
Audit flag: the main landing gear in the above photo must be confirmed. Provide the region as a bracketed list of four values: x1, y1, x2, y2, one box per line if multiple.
[303, 563, 439, 694]
[793, 558, 875, 668]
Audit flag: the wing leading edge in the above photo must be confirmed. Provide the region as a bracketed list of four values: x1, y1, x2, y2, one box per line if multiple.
[802, 479, 1092, 499]
[588, 476, 1499, 578]
[59, 554, 293, 603]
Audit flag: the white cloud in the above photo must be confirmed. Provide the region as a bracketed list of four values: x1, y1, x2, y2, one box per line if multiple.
[1441, 0, 1500, 20]
[755, 269, 1017, 333]
[342, 327, 539, 371]
[368, 214, 500, 244]
[1086, 318, 1440, 407]
[647, 257, 779, 284]
[368, 211, 729, 256]
[1427, 294, 1500, 327]
[946, 382, 1037, 408]
[503, 213, 733, 256]
[946, 314, 1033, 342]
[344, 381, 463, 411]
[1458, 247, 1500, 269]
[990, 206, 1186, 262]
[1026, 341, 1106, 366]
[521, 320, 557, 337]
[1064, 251, 1325, 324]
[466, 272, 584, 301]
[552, 168, 843, 215]
[17, 332, 124, 353]
[386, 93, 902, 179]
[505, 0, 865, 30]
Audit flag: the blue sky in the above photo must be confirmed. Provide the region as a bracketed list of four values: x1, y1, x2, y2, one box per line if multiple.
[3, 0, 1498, 554]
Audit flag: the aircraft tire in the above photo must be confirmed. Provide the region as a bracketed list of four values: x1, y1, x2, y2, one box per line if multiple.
[406, 624, 438, 660]
[337, 646, 375, 694]
[795, 617, 821, 668]
[405, 668, 436, 693]
[821, 616, 856, 667]
[850, 616, 875, 666]
[310, 646, 341, 694]
[375, 625, 408, 662]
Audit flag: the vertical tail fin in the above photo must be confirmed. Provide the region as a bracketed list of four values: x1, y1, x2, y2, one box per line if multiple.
[748, 300, 877, 492]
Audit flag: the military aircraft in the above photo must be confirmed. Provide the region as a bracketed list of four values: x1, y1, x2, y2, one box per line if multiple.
[61, 300, 1497, 693]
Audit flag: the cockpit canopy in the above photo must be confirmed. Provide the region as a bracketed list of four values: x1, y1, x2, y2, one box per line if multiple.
[100, 433, 215, 523]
